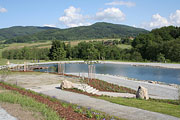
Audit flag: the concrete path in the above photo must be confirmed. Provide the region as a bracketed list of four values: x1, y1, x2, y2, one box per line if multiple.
[69, 73, 179, 100]
[28, 84, 179, 120]
[0, 106, 17, 120]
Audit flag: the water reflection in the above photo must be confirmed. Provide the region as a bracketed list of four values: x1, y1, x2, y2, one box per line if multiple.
[36, 63, 180, 85]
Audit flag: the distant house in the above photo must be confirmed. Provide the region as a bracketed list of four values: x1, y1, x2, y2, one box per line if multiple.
[129, 37, 134, 40]
[104, 41, 113, 45]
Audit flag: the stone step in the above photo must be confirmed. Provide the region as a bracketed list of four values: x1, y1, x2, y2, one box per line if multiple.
[88, 89, 96, 93]
[89, 89, 98, 94]
[86, 87, 94, 93]
[92, 90, 99, 94]
[85, 86, 91, 90]
[73, 83, 100, 94]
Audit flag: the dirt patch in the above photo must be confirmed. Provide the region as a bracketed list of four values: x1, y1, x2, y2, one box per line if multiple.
[0, 90, 9, 93]
[4, 73, 81, 88]
[0, 102, 44, 120]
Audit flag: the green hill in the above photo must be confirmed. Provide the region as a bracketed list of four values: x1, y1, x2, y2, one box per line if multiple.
[3, 22, 148, 43]
[0, 26, 57, 41]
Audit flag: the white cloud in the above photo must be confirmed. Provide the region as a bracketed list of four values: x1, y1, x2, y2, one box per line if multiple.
[170, 10, 180, 26]
[59, 6, 126, 28]
[59, 6, 91, 27]
[95, 7, 125, 22]
[43, 24, 56, 27]
[0, 7, 7, 13]
[141, 14, 169, 29]
[141, 10, 180, 30]
[105, 1, 136, 7]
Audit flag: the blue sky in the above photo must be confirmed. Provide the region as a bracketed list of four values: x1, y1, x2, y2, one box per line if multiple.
[0, 0, 180, 30]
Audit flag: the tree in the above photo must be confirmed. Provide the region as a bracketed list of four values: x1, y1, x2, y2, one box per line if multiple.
[49, 40, 66, 60]
[157, 53, 166, 62]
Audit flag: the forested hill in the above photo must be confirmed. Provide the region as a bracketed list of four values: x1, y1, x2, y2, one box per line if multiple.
[3, 22, 148, 43]
[132, 26, 180, 62]
[0, 26, 57, 41]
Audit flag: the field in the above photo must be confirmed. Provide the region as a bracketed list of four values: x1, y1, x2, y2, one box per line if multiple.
[117, 44, 132, 49]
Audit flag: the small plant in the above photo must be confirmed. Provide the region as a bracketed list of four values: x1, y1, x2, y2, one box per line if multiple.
[74, 106, 83, 113]
[86, 110, 93, 118]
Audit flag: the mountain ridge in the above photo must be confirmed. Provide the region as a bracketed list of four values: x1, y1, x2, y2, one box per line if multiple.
[1, 22, 149, 43]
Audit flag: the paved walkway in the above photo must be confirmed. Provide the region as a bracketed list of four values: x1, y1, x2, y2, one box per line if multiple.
[0, 106, 17, 120]
[28, 84, 179, 120]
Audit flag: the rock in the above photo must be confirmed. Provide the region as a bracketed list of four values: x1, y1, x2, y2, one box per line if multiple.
[148, 81, 156, 84]
[60, 80, 74, 89]
[136, 86, 149, 100]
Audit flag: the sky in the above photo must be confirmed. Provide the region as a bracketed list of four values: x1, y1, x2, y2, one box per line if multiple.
[0, 0, 180, 30]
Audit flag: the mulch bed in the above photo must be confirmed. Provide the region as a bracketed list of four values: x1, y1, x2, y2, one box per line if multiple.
[61, 73, 136, 94]
[0, 82, 95, 120]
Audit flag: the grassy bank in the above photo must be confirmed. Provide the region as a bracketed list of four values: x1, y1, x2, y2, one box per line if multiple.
[98, 96, 180, 118]
[0, 82, 123, 120]
[0, 87, 62, 120]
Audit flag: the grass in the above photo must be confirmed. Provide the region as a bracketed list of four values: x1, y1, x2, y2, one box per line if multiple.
[67, 38, 120, 46]
[0, 89, 63, 120]
[0, 71, 43, 76]
[3, 41, 51, 50]
[117, 44, 132, 49]
[0, 59, 35, 65]
[98, 96, 180, 118]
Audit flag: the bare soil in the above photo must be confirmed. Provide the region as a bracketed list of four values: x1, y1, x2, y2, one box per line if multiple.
[0, 102, 44, 120]
[4, 72, 81, 88]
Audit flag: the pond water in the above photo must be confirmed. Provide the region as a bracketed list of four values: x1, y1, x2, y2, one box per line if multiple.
[35, 63, 180, 85]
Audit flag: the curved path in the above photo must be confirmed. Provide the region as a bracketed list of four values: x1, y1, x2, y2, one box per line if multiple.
[28, 84, 179, 120]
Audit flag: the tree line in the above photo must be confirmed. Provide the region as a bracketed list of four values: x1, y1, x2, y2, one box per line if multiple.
[2, 40, 143, 62]
[2, 26, 180, 63]
[2, 47, 49, 60]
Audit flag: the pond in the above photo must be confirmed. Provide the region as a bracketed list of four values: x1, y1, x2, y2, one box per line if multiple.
[35, 63, 180, 85]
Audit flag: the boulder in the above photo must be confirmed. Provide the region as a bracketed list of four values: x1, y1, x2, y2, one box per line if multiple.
[136, 86, 149, 100]
[60, 80, 74, 89]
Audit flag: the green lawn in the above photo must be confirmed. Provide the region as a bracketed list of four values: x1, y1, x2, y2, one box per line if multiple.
[98, 96, 180, 118]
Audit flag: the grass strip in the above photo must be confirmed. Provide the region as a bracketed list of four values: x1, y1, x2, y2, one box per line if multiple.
[98, 96, 180, 118]
[0, 90, 62, 120]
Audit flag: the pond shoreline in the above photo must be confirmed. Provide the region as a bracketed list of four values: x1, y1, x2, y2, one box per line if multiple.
[100, 61, 180, 69]
[2, 60, 180, 70]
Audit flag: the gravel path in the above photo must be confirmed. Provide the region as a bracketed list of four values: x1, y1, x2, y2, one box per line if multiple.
[100, 61, 180, 69]
[70, 73, 179, 100]
[0, 106, 17, 120]
[28, 84, 179, 120]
